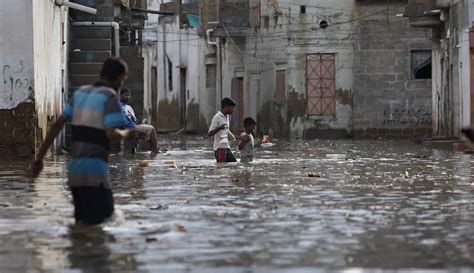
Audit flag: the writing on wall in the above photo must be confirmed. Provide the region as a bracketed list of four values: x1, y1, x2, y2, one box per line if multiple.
[1, 60, 34, 109]
[383, 105, 432, 126]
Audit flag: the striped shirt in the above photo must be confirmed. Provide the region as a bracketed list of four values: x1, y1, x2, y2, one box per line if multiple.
[62, 82, 126, 189]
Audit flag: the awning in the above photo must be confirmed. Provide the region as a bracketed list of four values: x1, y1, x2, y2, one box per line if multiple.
[186, 14, 200, 28]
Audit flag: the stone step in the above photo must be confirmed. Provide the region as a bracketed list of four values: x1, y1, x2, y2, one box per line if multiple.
[71, 39, 111, 52]
[71, 26, 112, 39]
[69, 51, 111, 63]
[70, 75, 99, 87]
[69, 62, 103, 75]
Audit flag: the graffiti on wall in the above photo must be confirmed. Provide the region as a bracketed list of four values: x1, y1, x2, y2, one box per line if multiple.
[1, 60, 34, 109]
[383, 105, 432, 126]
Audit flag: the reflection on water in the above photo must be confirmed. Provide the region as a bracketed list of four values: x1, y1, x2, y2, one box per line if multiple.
[67, 225, 137, 273]
[2, 137, 474, 272]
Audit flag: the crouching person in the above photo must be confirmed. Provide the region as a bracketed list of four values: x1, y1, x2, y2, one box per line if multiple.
[119, 88, 159, 154]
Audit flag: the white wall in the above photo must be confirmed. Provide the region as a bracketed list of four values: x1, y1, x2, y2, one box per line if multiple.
[460, 1, 471, 129]
[32, 0, 69, 139]
[0, 0, 34, 110]
[157, 15, 204, 130]
[470, 0, 474, 24]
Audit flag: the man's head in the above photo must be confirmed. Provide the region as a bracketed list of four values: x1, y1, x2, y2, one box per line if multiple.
[100, 57, 128, 91]
[221, 97, 236, 115]
[120, 88, 131, 103]
[243, 117, 257, 132]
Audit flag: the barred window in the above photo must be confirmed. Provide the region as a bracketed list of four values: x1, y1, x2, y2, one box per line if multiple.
[411, 50, 432, 79]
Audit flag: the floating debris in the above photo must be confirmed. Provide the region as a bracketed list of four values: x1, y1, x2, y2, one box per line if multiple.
[138, 160, 149, 167]
[150, 204, 169, 210]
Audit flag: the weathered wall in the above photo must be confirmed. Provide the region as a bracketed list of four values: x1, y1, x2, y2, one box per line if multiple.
[33, 0, 69, 144]
[0, 1, 36, 157]
[156, 14, 206, 132]
[143, 0, 160, 126]
[240, 0, 355, 139]
[353, 1, 433, 138]
[460, 0, 471, 130]
[431, 0, 470, 138]
[0, 1, 35, 110]
[0, 0, 67, 158]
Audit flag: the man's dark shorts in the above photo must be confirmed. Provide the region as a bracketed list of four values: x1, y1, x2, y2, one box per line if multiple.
[71, 184, 114, 225]
[214, 148, 237, 163]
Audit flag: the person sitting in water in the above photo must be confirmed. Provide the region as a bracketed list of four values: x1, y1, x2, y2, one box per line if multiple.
[119, 88, 159, 154]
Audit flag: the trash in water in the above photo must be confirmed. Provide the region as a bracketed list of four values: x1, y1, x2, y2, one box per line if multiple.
[146, 237, 157, 243]
[175, 224, 186, 232]
[150, 204, 169, 210]
[308, 173, 321, 178]
[261, 142, 275, 148]
[164, 160, 177, 168]
[138, 160, 149, 167]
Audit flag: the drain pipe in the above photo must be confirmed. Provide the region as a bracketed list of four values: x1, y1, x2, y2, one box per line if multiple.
[55, 0, 97, 14]
[71, 22, 120, 57]
[207, 29, 222, 107]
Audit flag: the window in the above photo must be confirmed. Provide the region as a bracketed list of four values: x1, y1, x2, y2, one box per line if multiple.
[300, 5, 306, 14]
[411, 50, 432, 79]
[167, 56, 173, 91]
[249, 0, 261, 28]
[307, 54, 336, 116]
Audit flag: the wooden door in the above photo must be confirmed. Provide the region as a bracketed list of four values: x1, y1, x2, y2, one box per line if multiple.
[307, 54, 336, 116]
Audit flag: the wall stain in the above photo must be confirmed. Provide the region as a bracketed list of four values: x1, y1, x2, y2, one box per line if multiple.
[257, 101, 288, 138]
[336, 89, 352, 106]
[287, 91, 306, 123]
[157, 97, 181, 131]
[186, 99, 208, 133]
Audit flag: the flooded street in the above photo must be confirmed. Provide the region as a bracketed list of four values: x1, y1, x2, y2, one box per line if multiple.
[2, 138, 474, 272]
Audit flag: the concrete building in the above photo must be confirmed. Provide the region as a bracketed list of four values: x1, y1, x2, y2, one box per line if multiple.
[150, 0, 433, 139]
[353, 0, 432, 138]
[153, 0, 209, 133]
[405, 0, 474, 139]
[241, 0, 355, 139]
[0, 0, 69, 158]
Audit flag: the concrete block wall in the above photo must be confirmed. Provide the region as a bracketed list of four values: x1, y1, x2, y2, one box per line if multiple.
[352, 1, 433, 139]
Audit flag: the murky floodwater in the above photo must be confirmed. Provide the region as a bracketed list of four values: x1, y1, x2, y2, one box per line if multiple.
[2, 137, 474, 272]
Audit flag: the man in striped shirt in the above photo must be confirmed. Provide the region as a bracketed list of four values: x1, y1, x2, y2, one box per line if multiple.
[32, 57, 133, 225]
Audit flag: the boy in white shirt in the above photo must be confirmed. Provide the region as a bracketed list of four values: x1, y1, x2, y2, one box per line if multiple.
[208, 98, 237, 162]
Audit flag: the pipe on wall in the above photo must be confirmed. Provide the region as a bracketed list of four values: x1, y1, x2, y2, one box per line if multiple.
[55, 0, 97, 15]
